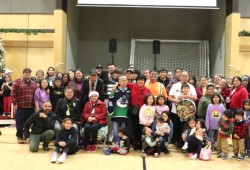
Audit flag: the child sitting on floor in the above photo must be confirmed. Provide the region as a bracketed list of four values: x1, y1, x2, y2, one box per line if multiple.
[183, 120, 211, 159]
[103, 127, 130, 155]
[181, 117, 196, 145]
[141, 126, 160, 158]
[152, 115, 171, 154]
[51, 118, 78, 163]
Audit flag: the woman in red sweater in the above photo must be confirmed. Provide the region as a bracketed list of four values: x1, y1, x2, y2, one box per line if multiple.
[82, 91, 107, 152]
[127, 74, 151, 150]
[229, 76, 249, 115]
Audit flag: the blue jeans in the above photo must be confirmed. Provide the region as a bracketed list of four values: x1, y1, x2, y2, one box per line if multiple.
[208, 129, 218, 143]
[112, 121, 125, 144]
[15, 108, 34, 138]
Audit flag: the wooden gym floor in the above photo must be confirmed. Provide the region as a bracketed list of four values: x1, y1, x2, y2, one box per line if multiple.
[0, 127, 250, 170]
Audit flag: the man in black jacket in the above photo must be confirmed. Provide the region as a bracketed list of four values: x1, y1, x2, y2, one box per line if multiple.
[54, 86, 81, 134]
[157, 68, 169, 88]
[80, 69, 104, 111]
[24, 102, 56, 152]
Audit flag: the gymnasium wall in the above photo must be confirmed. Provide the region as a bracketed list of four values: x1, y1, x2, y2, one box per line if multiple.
[0, 0, 56, 14]
[209, 0, 226, 77]
[77, 7, 212, 73]
[66, 0, 79, 72]
[239, 0, 250, 18]
[225, 14, 250, 77]
[238, 17, 250, 76]
[0, 14, 55, 80]
[0, 9, 67, 80]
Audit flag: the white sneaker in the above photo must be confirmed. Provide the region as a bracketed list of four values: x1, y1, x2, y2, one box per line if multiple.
[190, 154, 197, 160]
[57, 155, 66, 163]
[51, 154, 57, 163]
[182, 143, 188, 150]
[154, 153, 159, 158]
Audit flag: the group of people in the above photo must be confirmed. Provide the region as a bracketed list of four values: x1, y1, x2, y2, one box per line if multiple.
[1, 64, 250, 163]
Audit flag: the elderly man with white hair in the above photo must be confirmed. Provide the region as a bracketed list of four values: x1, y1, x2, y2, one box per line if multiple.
[168, 71, 197, 148]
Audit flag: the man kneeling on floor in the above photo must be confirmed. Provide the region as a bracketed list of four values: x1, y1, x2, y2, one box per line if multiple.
[24, 102, 56, 152]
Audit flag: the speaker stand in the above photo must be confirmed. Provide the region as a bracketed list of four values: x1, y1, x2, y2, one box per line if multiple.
[111, 53, 114, 65]
[153, 53, 157, 71]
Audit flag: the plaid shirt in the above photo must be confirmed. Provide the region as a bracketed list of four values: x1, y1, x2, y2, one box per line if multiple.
[233, 120, 247, 139]
[11, 78, 37, 108]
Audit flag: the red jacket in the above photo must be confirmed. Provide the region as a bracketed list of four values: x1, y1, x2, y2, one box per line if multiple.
[195, 86, 204, 106]
[127, 83, 151, 109]
[229, 86, 248, 109]
[82, 100, 107, 125]
[233, 120, 247, 139]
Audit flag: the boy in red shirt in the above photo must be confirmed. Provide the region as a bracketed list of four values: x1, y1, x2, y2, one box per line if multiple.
[232, 110, 247, 160]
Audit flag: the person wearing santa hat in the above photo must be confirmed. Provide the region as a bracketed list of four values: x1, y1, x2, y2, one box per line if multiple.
[82, 91, 107, 152]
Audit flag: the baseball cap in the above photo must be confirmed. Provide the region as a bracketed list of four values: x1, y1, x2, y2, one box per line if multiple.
[125, 69, 134, 73]
[89, 69, 97, 75]
[96, 65, 103, 69]
[242, 76, 249, 81]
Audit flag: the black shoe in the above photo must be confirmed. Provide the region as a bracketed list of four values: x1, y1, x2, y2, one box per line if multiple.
[217, 152, 222, 158]
[176, 142, 183, 149]
[17, 137, 25, 144]
[222, 154, 228, 160]
[43, 144, 50, 151]
[134, 143, 139, 151]
[238, 155, 244, 161]
[231, 154, 238, 159]
[170, 139, 176, 144]
[164, 149, 170, 154]
[134, 147, 138, 151]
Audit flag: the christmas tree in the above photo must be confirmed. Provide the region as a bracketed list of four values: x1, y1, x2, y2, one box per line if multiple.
[0, 36, 6, 72]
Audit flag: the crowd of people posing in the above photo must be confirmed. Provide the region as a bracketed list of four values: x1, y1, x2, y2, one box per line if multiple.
[1, 64, 250, 163]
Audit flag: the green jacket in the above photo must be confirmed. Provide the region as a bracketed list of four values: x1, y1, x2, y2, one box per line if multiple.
[218, 117, 234, 137]
[197, 95, 211, 119]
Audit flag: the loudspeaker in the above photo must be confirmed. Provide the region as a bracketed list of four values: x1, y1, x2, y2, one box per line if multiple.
[109, 39, 117, 53]
[153, 40, 160, 54]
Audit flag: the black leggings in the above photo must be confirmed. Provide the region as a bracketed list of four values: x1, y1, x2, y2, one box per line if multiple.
[55, 145, 76, 155]
[84, 122, 102, 145]
[169, 113, 185, 143]
[186, 136, 204, 155]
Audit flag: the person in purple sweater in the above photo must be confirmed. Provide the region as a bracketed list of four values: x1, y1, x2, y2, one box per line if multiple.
[155, 95, 169, 116]
[205, 92, 225, 148]
[34, 78, 50, 112]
